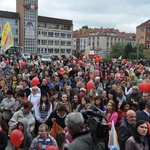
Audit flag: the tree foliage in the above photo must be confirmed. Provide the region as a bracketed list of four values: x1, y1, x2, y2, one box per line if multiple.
[110, 43, 125, 58]
[110, 43, 144, 60]
[82, 25, 89, 30]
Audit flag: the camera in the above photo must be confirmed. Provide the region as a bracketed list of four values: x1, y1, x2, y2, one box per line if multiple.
[81, 106, 109, 142]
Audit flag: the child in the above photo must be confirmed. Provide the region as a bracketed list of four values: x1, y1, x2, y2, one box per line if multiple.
[11, 118, 32, 150]
[56, 131, 69, 150]
[30, 124, 57, 150]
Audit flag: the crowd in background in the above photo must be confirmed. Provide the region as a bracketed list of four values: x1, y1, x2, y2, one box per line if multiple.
[0, 54, 150, 150]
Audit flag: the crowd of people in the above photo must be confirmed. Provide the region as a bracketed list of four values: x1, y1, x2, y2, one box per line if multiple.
[0, 54, 150, 150]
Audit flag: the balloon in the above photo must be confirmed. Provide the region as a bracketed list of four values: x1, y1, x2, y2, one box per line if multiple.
[137, 69, 142, 74]
[59, 69, 65, 76]
[95, 58, 99, 62]
[99, 57, 103, 62]
[138, 82, 149, 92]
[82, 61, 85, 66]
[122, 59, 126, 64]
[86, 80, 94, 90]
[20, 61, 26, 67]
[31, 77, 39, 86]
[73, 61, 76, 65]
[4, 60, 9, 65]
[45, 145, 58, 150]
[10, 129, 24, 148]
[116, 76, 119, 80]
[120, 70, 124, 74]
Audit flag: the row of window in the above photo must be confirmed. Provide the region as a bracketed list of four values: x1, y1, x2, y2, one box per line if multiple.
[38, 40, 71, 46]
[38, 23, 72, 31]
[37, 48, 71, 54]
[0, 18, 18, 26]
[38, 31, 71, 38]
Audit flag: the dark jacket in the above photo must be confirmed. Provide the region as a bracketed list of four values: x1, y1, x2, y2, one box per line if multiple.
[118, 118, 135, 150]
[64, 131, 105, 150]
[0, 128, 8, 150]
[136, 110, 150, 122]
[15, 118, 33, 150]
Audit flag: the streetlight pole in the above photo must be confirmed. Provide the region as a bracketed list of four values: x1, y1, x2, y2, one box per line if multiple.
[137, 39, 140, 61]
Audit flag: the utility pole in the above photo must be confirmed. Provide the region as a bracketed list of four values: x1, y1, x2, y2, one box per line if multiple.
[137, 39, 140, 61]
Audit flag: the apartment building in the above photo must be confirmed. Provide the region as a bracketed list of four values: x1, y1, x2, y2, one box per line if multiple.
[136, 19, 150, 48]
[0, 0, 73, 56]
[73, 28, 136, 57]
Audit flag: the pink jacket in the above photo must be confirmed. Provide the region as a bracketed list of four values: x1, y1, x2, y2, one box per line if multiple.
[105, 112, 118, 130]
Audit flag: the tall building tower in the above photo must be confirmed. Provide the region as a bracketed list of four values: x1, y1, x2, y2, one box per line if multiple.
[16, 0, 38, 54]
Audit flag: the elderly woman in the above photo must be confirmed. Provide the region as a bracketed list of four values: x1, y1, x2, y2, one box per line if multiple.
[8, 101, 35, 136]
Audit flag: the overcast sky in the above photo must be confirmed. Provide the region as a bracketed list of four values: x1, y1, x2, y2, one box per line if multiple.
[0, 0, 150, 33]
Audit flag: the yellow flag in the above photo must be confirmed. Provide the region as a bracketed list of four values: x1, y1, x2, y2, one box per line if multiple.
[1, 22, 14, 52]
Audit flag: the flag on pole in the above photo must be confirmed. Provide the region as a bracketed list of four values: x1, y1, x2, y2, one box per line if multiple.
[1, 22, 14, 53]
[118, 55, 122, 60]
[108, 121, 120, 150]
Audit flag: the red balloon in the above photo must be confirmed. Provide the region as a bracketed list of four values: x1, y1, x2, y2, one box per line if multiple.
[120, 70, 124, 74]
[10, 129, 24, 148]
[87, 81, 94, 90]
[31, 77, 39, 86]
[122, 59, 127, 64]
[4, 60, 9, 65]
[115, 75, 120, 80]
[137, 69, 142, 74]
[59, 69, 65, 76]
[95, 58, 99, 62]
[99, 57, 103, 62]
[82, 61, 85, 66]
[20, 61, 26, 67]
[45, 145, 58, 150]
[138, 82, 149, 92]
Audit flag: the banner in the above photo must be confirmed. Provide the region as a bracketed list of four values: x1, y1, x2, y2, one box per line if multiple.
[25, 21, 35, 39]
[1, 22, 14, 52]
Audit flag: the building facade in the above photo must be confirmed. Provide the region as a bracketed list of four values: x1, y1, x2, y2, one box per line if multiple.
[0, 0, 73, 56]
[136, 19, 150, 49]
[73, 28, 136, 57]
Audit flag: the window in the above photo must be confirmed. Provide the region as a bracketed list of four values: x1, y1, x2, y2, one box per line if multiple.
[54, 49, 59, 54]
[41, 40, 47, 45]
[61, 33, 65, 38]
[48, 32, 54, 37]
[48, 48, 53, 53]
[147, 37, 150, 41]
[66, 49, 71, 54]
[42, 31, 47, 37]
[141, 28, 144, 32]
[49, 24, 59, 29]
[55, 32, 60, 38]
[12, 29, 18, 35]
[61, 49, 65, 54]
[140, 36, 144, 40]
[67, 41, 71, 46]
[67, 33, 71, 38]
[38, 23, 46, 28]
[55, 40, 59, 46]
[146, 44, 150, 48]
[61, 41, 65, 46]
[61, 25, 71, 30]
[38, 40, 40, 45]
[48, 40, 53, 45]
[147, 28, 150, 33]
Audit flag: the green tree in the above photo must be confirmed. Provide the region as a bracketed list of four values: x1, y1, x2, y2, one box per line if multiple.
[124, 43, 133, 58]
[110, 43, 125, 58]
[82, 25, 89, 30]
